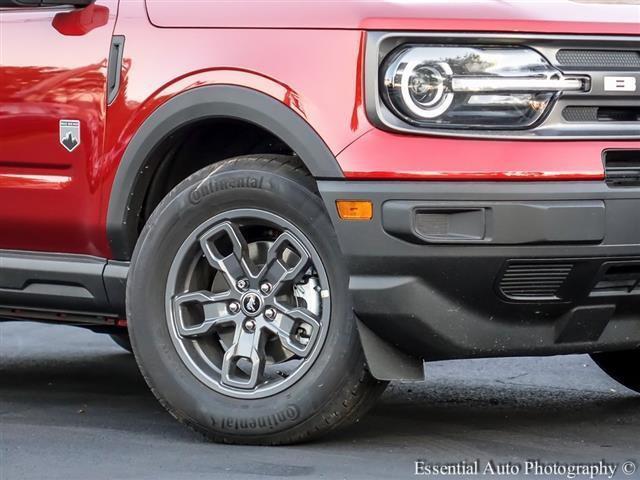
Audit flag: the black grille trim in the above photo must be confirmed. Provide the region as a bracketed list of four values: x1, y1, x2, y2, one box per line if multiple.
[604, 150, 640, 187]
[563, 106, 640, 123]
[499, 262, 574, 301]
[562, 106, 598, 122]
[556, 49, 640, 68]
[590, 262, 640, 297]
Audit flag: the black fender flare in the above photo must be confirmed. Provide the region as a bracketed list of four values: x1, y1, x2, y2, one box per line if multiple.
[106, 85, 344, 260]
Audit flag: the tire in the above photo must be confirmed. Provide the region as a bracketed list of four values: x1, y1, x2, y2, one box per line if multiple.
[127, 154, 387, 444]
[109, 333, 133, 353]
[591, 350, 640, 394]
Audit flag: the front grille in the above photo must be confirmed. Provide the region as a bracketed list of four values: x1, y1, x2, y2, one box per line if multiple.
[563, 106, 640, 123]
[556, 49, 640, 69]
[563, 106, 598, 122]
[499, 262, 574, 301]
[604, 150, 640, 187]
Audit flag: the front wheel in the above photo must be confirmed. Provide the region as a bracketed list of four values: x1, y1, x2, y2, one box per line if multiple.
[591, 349, 640, 394]
[127, 155, 386, 444]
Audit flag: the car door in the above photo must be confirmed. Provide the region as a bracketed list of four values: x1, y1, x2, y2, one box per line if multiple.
[0, 0, 118, 256]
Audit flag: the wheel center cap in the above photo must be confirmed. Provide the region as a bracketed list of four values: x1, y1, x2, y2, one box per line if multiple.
[241, 291, 263, 317]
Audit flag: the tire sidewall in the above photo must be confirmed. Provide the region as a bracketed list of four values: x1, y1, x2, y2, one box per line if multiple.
[128, 163, 361, 440]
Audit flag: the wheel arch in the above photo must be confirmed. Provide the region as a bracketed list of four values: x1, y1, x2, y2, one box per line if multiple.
[106, 85, 344, 261]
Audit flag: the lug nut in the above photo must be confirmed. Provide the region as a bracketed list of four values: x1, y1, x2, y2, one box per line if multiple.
[228, 302, 240, 314]
[260, 282, 272, 294]
[244, 319, 256, 332]
[264, 308, 277, 320]
[236, 279, 249, 290]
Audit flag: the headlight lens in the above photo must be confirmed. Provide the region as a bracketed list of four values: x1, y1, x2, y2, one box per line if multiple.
[381, 46, 587, 130]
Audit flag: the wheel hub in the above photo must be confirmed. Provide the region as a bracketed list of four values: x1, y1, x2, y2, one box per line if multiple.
[240, 291, 263, 317]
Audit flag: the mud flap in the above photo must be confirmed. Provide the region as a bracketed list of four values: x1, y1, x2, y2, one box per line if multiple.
[356, 317, 425, 381]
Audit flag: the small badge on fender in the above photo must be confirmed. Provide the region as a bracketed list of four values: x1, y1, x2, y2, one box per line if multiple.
[59, 119, 81, 152]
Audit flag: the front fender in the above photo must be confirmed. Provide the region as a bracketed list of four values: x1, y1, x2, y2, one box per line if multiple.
[106, 85, 344, 260]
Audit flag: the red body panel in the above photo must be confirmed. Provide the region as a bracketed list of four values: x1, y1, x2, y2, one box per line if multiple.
[338, 130, 636, 181]
[0, 0, 638, 258]
[146, 0, 640, 35]
[0, 2, 118, 256]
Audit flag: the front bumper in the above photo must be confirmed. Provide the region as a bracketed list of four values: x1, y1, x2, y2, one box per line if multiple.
[319, 180, 640, 360]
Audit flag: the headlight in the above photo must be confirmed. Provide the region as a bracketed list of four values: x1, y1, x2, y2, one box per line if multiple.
[381, 46, 587, 130]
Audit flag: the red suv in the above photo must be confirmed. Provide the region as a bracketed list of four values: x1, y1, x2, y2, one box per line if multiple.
[1, 0, 639, 444]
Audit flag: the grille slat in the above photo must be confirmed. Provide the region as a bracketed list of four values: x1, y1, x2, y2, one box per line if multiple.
[499, 263, 573, 301]
[503, 288, 561, 291]
[502, 277, 568, 282]
[505, 267, 574, 272]
[503, 274, 568, 277]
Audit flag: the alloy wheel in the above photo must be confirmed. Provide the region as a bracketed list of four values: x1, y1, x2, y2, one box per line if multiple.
[165, 209, 331, 399]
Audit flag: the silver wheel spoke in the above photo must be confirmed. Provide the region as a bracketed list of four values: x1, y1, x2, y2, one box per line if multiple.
[172, 291, 240, 338]
[199, 221, 254, 290]
[220, 324, 266, 390]
[257, 232, 310, 292]
[267, 304, 320, 357]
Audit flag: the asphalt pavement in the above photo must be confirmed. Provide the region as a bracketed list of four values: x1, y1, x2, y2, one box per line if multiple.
[1, 321, 639, 480]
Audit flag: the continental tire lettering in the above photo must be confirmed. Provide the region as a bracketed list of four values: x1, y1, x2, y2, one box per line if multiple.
[211, 405, 300, 431]
[189, 176, 265, 205]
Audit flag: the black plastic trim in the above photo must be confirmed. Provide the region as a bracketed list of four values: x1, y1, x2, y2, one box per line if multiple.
[103, 260, 128, 316]
[319, 180, 640, 360]
[604, 149, 640, 186]
[382, 200, 605, 245]
[106, 85, 344, 260]
[356, 317, 425, 381]
[0, 250, 128, 317]
[106, 35, 125, 105]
